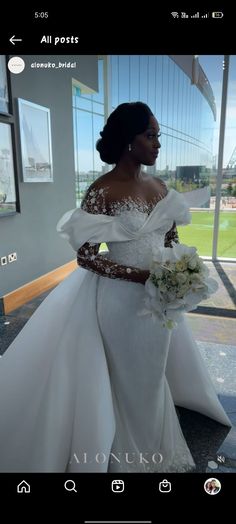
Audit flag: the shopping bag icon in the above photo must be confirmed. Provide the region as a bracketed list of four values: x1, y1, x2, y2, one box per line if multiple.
[159, 479, 171, 493]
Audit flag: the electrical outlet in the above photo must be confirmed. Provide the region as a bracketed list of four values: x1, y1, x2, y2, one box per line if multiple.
[1, 256, 7, 266]
[8, 252, 17, 263]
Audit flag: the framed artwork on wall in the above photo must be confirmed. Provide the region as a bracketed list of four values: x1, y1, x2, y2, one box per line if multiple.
[0, 55, 9, 115]
[18, 98, 53, 182]
[0, 122, 19, 216]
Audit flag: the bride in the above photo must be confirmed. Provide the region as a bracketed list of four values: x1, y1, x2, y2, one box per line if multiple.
[0, 102, 231, 473]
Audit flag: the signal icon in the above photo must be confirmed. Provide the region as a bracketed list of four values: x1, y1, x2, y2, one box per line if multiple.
[171, 12, 179, 18]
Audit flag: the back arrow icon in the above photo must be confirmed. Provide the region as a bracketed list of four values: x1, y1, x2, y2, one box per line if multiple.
[10, 35, 23, 45]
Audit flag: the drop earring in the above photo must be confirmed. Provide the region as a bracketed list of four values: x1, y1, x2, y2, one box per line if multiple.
[128, 144, 132, 152]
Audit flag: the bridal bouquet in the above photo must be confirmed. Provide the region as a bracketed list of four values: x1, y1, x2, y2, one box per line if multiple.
[138, 244, 218, 329]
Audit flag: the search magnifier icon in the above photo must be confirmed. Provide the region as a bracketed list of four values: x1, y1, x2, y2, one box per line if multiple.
[64, 479, 77, 492]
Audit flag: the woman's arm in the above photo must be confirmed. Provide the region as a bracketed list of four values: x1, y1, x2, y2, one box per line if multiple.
[77, 242, 149, 285]
[77, 183, 150, 285]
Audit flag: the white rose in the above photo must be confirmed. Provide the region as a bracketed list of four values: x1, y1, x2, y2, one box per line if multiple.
[188, 255, 198, 270]
[178, 283, 190, 296]
[159, 282, 167, 292]
[190, 273, 202, 283]
[176, 272, 187, 284]
[175, 260, 187, 271]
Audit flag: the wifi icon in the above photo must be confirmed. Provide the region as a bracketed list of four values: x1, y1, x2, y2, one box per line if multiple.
[171, 12, 179, 18]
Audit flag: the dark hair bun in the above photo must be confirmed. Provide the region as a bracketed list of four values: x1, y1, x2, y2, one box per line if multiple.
[96, 102, 153, 164]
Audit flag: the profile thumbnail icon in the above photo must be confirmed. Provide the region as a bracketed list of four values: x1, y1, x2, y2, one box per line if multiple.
[204, 478, 221, 495]
[8, 57, 25, 74]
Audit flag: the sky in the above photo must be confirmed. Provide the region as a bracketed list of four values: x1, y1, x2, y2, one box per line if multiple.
[199, 55, 236, 167]
[73, 55, 236, 172]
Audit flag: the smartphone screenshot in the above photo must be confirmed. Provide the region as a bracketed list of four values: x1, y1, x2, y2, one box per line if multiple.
[0, 6, 235, 519]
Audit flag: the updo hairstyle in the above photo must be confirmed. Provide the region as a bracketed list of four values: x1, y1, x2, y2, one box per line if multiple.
[96, 101, 153, 164]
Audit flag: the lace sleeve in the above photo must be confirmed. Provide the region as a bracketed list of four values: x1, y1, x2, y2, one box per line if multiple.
[164, 221, 179, 247]
[77, 185, 149, 285]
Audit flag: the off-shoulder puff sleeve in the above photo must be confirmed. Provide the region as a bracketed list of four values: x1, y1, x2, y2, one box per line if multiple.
[57, 208, 114, 251]
[56, 206, 150, 284]
[56, 186, 210, 251]
[56, 207, 142, 252]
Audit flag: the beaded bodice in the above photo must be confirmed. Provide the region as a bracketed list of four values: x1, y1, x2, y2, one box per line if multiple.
[75, 184, 179, 282]
[84, 186, 168, 267]
[55, 179, 195, 285]
[105, 202, 168, 269]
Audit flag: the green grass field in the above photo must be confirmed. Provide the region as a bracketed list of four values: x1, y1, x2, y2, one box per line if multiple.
[178, 211, 236, 257]
[100, 211, 236, 258]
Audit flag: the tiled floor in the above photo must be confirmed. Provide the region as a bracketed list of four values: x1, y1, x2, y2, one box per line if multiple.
[0, 262, 236, 473]
[197, 262, 236, 311]
[183, 262, 236, 473]
[179, 340, 236, 472]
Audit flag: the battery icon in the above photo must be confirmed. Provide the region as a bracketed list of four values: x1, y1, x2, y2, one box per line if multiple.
[212, 11, 223, 18]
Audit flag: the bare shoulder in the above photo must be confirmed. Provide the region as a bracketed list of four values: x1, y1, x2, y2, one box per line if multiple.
[151, 176, 168, 191]
[145, 175, 168, 198]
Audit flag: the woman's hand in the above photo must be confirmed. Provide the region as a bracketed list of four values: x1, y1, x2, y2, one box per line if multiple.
[140, 270, 150, 285]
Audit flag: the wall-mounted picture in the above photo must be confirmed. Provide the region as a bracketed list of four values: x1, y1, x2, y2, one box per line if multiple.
[0, 122, 18, 215]
[18, 98, 53, 182]
[0, 55, 9, 115]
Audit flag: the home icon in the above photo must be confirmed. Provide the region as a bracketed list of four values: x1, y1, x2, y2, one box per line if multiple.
[17, 480, 30, 494]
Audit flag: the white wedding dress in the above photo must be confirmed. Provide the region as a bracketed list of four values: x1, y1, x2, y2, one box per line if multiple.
[0, 187, 231, 473]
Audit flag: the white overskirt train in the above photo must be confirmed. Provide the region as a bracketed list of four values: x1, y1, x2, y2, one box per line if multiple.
[0, 188, 231, 472]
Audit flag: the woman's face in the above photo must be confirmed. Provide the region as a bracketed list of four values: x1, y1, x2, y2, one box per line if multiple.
[131, 116, 161, 166]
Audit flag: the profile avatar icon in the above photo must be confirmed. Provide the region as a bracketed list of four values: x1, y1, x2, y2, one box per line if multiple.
[204, 478, 221, 495]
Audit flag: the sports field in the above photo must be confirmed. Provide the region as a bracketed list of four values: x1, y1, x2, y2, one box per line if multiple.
[178, 211, 236, 257]
[100, 211, 236, 258]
